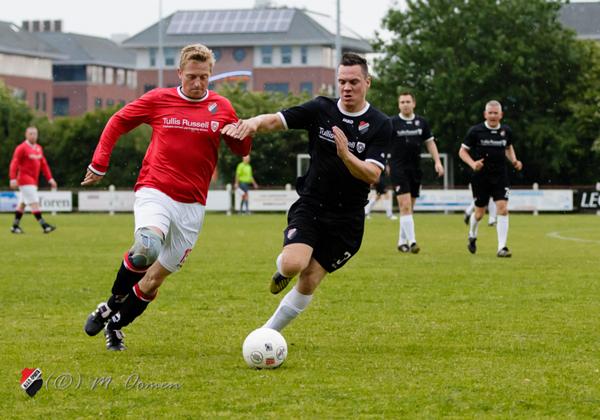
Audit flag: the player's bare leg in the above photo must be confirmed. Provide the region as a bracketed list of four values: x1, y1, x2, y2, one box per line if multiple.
[264, 257, 326, 331]
[270, 243, 312, 294]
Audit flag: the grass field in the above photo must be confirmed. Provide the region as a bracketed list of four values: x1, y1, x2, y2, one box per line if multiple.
[1, 212, 600, 418]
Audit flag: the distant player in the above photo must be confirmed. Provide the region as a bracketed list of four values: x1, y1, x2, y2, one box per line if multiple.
[364, 163, 396, 220]
[459, 100, 522, 257]
[234, 155, 258, 214]
[223, 52, 391, 332]
[389, 92, 444, 253]
[81, 44, 251, 350]
[9, 126, 57, 234]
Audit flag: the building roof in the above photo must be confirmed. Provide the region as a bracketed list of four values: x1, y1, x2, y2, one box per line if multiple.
[559, 2, 600, 40]
[0, 21, 64, 59]
[122, 7, 372, 52]
[32, 31, 136, 68]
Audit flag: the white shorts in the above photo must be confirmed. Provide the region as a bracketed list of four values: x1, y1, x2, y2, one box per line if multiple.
[134, 187, 205, 273]
[19, 185, 39, 205]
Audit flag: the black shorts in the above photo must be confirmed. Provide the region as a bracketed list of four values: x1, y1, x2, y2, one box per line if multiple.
[471, 173, 509, 207]
[283, 198, 365, 273]
[392, 167, 422, 198]
[239, 182, 250, 193]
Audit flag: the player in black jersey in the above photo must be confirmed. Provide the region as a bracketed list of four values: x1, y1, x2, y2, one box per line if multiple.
[459, 100, 523, 257]
[364, 161, 397, 220]
[389, 92, 444, 253]
[223, 53, 391, 332]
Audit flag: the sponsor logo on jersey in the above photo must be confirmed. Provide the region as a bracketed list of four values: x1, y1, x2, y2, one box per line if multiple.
[415, 120, 420, 126]
[500, 129, 506, 137]
[210, 121, 219, 132]
[358, 121, 369, 133]
[28, 154, 43, 160]
[163, 117, 211, 131]
[480, 139, 507, 147]
[356, 142, 366, 153]
[208, 102, 218, 114]
[397, 129, 423, 136]
[342, 118, 354, 124]
[318, 127, 335, 143]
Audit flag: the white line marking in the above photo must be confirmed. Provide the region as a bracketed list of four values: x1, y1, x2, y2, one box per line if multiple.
[546, 231, 600, 244]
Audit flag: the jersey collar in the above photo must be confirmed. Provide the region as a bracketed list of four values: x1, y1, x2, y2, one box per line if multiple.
[484, 121, 501, 130]
[398, 113, 415, 121]
[177, 86, 209, 102]
[25, 140, 37, 148]
[336, 99, 370, 117]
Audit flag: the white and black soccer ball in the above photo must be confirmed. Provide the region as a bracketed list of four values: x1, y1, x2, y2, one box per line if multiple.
[242, 328, 287, 369]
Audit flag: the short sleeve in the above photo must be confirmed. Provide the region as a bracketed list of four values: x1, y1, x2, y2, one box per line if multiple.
[463, 126, 476, 149]
[279, 98, 322, 130]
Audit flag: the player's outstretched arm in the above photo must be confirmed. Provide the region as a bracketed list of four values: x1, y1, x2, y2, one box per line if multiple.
[222, 114, 284, 139]
[81, 169, 104, 186]
[332, 126, 381, 185]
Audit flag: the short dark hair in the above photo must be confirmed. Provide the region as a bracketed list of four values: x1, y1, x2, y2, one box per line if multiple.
[340, 52, 369, 77]
[398, 91, 415, 101]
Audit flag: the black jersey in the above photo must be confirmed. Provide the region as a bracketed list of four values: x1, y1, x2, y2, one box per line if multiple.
[463, 122, 513, 175]
[279, 96, 391, 209]
[389, 114, 434, 169]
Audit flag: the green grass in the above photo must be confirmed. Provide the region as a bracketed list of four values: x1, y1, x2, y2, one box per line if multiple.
[1, 212, 600, 418]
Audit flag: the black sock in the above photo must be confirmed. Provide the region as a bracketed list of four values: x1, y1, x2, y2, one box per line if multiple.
[109, 283, 154, 329]
[13, 210, 23, 227]
[107, 261, 146, 313]
[32, 211, 47, 227]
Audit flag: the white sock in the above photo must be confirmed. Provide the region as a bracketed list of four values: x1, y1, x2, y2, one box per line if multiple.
[496, 215, 508, 250]
[400, 214, 416, 244]
[469, 213, 480, 238]
[365, 197, 376, 215]
[488, 200, 497, 222]
[263, 287, 313, 331]
[385, 196, 394, 218]
[465, 201, 475, 216]
[398, 216, 406, 245]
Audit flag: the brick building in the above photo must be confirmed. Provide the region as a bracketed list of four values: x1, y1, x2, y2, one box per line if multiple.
[121, 7, 372, 96]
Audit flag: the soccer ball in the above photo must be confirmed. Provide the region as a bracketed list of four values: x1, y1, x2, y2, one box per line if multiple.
[242, 328, 287, 369]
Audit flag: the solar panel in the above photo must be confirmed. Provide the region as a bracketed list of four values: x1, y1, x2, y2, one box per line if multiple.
[167, 9, 295, 35]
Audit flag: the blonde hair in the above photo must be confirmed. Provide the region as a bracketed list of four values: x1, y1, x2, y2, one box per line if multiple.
[179, 44, 215, 70]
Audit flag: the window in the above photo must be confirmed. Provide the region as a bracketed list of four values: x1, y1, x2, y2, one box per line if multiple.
[213, 48, 222, 62]
[301, 46, 308, 64]
[105, 68, 114, 84]
[53, 98, 69, 116]
[300, 82, 313, 95]
[233, 48, 246, 62]
[12, 88, 26, 101]
[107, 99, 115, 107]
[118, 99, 126, 106]
[116, 69, 125, 86]
[164, 48, 177, 66]
[144, 84, 156, 93]
[53, 65, 86, 81]
[126, 71, 137, 89]
[281, 46, 292, 64]
[264, 83, 289, 94]
[35, 92, 40, 110]
[261, 46, 273, 65]
[149, 48, 157, 67]
[95, 97, 102, 109]
[87, 66, 103, 83]
[41, 92, 47, 112]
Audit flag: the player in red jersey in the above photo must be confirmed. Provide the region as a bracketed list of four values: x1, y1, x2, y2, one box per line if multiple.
[82, 44, 252, 351]
[9, 126, 57, 234]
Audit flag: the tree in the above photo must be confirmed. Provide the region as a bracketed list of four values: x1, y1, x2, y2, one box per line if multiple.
[216, 84, 310, 186]
[0, 82, 35, 186]
[372, 0, 599, 185]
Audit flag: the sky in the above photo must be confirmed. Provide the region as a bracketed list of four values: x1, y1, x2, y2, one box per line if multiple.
[2, 0, 404, 41]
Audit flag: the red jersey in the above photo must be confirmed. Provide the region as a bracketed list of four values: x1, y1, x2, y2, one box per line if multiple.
[9, 141, 54, 186]
[89, 87, 252, 204]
